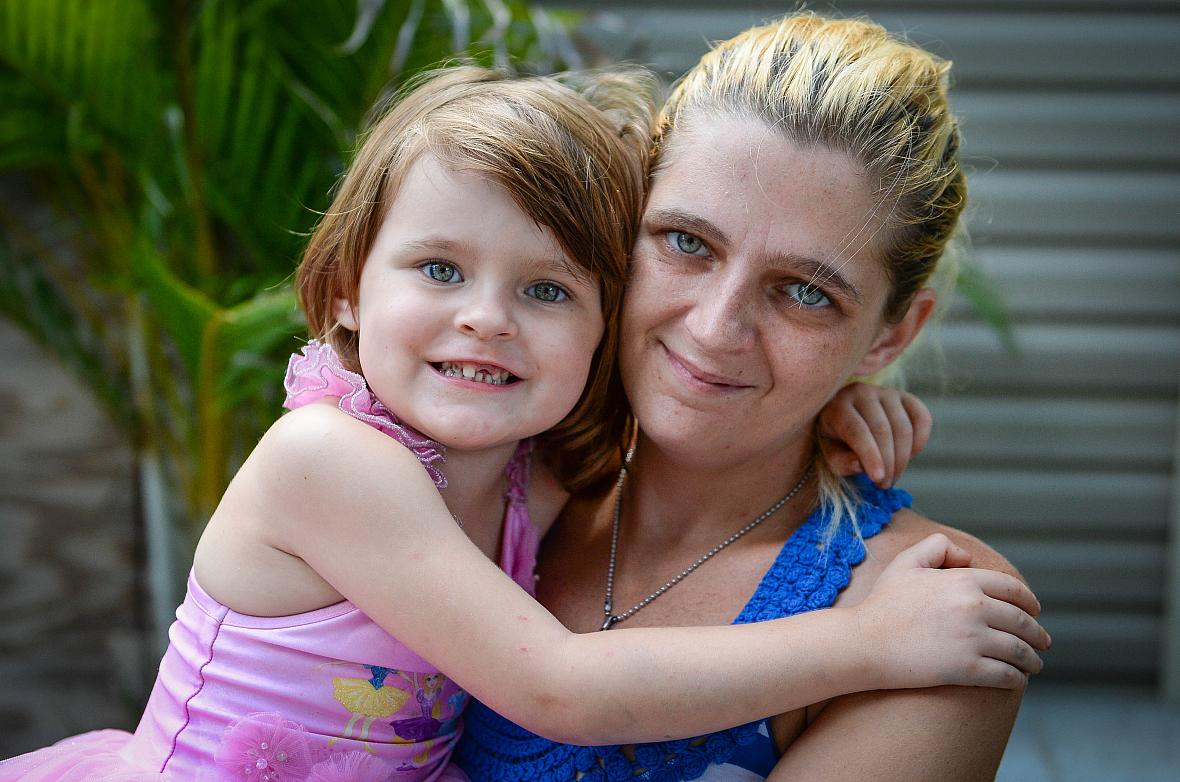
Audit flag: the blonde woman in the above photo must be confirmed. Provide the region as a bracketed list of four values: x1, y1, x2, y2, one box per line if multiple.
[457, 13, 1031, 782]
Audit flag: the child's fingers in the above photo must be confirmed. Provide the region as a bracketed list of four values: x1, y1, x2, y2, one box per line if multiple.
[822, 448, 863, 477]
[880, 393, 914, 486]
[901, 392, 933, 456]
[827, 410, 885, 482]
[981, 628, 1044, 675]
[968, 569, 1042, 618]
[960, 659, 1029, 690]
[853, 395, 895, 486]
[890, 532, 970, 570]
[984, 598, 1052, 651]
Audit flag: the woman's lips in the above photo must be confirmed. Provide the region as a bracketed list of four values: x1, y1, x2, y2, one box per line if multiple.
[661, 344, 752, 394]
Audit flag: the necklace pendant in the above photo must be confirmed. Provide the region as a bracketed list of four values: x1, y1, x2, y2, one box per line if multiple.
[600, 614, 620, 631]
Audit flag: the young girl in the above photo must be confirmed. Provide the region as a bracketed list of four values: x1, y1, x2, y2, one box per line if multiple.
[0, 66, 1047, 781]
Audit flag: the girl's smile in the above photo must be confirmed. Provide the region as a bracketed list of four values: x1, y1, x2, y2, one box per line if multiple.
[334, 154, 605, 454]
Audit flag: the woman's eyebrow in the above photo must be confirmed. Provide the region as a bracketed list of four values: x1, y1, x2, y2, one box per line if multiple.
[768, 253, 863, 303]
[644, 208, 730, 247]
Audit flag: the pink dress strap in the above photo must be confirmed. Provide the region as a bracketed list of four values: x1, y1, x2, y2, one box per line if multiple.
[500, 440, 540, 596]
[283, 340, 448, 488]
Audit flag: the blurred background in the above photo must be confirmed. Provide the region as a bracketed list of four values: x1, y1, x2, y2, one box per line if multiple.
[1, 0, 1178, 778]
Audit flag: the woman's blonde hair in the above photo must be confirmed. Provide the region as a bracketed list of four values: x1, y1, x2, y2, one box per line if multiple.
[657, 13, 966, 531]
[297, 65, 656, 492]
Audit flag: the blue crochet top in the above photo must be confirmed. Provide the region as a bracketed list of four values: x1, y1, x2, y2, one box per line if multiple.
[455, 477, 912, 782]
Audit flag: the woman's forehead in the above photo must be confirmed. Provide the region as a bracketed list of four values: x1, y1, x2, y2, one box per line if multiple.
[647, 118, 890, 281]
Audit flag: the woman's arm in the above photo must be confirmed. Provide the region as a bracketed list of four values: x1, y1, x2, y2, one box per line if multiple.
[768, 516, 1028, 781]
[258, 406, 1045, 747]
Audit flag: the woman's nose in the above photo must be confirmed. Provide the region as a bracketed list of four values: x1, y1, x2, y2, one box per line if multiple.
[455, 288, 518, 340]
[684, 278, 755, 353]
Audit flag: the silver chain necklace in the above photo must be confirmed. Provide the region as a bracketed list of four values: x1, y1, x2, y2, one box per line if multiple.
[600, 448, 814, 631]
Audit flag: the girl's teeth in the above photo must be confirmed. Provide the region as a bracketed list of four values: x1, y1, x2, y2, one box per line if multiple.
[440, 362, 510, 385]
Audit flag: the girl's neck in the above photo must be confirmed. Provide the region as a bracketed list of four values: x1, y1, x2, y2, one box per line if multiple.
[622, 432, 818, 546]
[437, 439, 521, 540]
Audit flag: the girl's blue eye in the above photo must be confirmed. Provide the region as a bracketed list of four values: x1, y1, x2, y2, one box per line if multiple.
[423, 261, 462, 283]
[670, 231, 707, 255]
[785, 282, 830, 308]
[526, 281, 568, 303]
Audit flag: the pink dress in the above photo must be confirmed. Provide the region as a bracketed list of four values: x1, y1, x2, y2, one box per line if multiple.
[1, 342, 541, 782]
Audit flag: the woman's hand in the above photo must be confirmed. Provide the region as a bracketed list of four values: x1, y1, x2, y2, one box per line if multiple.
[849, 533, 1051, 691]
[819, 383, 931, 487]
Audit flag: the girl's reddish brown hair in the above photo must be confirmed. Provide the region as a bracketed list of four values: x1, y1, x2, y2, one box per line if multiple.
[296, 66, 656, 492]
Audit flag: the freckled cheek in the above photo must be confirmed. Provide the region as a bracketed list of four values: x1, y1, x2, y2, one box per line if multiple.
[770, 328, 858, 392]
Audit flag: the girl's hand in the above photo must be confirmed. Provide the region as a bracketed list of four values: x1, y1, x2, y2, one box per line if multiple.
[851, 533, 1051, 691]
[819, 383, 932, 487]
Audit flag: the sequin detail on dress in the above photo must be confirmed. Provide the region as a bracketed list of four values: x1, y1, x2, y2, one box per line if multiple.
[283, 340, 447, 488]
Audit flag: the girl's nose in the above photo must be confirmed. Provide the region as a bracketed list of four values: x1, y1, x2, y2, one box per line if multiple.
[455, 288, 518, 340]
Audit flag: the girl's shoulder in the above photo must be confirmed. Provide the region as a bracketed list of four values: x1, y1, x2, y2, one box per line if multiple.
[258, 401, 432, 483]
[196, 402, 438, 615]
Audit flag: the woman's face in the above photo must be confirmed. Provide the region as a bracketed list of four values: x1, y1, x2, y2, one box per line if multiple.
[620, 117, 930, 466]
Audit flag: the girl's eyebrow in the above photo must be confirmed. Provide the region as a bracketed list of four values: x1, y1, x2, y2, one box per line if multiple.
[528, 256, 596, 287]
[402, 237, 465, 253]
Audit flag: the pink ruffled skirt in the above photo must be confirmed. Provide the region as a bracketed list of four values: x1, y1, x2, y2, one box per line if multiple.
[0, 728, 471, 781]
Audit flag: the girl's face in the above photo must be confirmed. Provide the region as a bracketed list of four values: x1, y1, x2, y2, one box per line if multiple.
[336, 154, 605, 452]
[620, 117, 933, 467]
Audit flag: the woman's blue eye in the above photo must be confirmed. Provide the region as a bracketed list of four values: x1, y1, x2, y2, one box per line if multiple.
[670, 231, 707, 255]
[423, 262, 462, 283]
[785, 282, 830, 308]
[526, 281, 568, 302]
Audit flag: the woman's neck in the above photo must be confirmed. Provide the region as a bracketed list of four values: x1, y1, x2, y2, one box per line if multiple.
[622, 431, 818, 547]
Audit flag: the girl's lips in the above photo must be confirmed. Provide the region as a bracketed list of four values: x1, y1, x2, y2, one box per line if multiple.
[662, 344, 752, 392]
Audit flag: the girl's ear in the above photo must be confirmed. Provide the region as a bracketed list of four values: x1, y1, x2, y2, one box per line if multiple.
[854, 288, 937, 377]
[334, 297, 360, 332]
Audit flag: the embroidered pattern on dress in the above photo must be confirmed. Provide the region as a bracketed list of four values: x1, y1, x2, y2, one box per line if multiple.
[283, 340, 448, 488]
[212, 712, 396, 781]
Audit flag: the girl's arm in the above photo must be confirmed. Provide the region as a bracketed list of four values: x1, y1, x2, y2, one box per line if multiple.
[258, 405, 1046, 746]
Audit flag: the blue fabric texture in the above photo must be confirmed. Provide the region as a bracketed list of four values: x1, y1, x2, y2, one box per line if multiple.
[455, 476, 912, 782]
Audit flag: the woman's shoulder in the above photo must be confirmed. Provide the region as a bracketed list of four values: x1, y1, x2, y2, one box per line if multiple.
[838, 507, 1024, 609]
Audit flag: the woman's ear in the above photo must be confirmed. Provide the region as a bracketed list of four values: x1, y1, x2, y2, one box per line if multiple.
[854, 288, 937, 376]
[334, 297, 360, 332]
